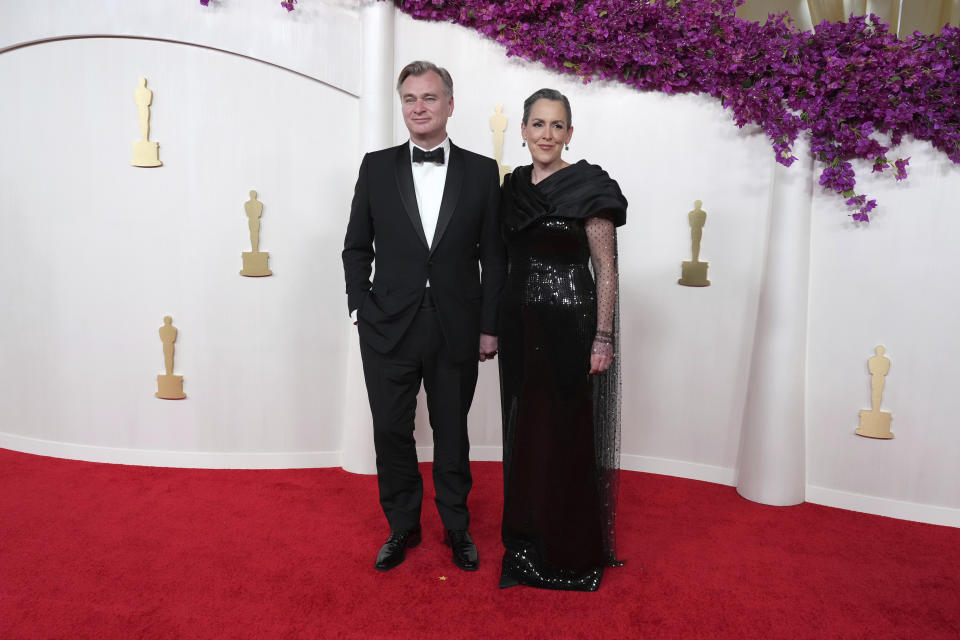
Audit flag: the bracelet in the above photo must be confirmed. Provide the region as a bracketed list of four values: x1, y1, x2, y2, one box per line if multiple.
[594, 330, 614, 344]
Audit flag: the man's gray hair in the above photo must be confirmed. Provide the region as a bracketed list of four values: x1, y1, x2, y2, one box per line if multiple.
[396, 60, 454, 97]
[522, 88, 572, 128]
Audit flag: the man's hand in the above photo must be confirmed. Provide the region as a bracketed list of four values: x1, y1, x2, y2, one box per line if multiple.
[479, 333, 498, 362]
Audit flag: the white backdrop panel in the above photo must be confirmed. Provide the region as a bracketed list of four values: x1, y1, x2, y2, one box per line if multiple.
[807, 138, 960, 513]
[0, 37, 357, 462]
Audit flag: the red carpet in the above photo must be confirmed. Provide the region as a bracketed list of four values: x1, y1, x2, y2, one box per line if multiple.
[1, 447, 958, 639]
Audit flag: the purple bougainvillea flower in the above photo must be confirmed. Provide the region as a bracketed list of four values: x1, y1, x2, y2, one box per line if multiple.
[894, 157, 910, 180]
[199, 0, 209, 5]
[386, 0, 960, 220]
[281, 0, 296, 11]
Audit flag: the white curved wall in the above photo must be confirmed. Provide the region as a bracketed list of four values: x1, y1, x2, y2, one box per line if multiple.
[0, 36, 357, 465]
[1, 3, 957, 526]
[806, 139, 960, 523]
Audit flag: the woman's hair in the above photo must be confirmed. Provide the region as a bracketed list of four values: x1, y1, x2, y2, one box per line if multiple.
[522, 88, 572, 127]
[396, 60, 454, 97]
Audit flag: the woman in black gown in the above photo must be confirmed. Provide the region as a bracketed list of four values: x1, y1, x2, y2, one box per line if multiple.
[498, 89, 627, 591]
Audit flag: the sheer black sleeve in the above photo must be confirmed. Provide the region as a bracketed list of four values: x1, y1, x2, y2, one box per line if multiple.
[586, 212, 622, 566]
[586, 214, 617, 358]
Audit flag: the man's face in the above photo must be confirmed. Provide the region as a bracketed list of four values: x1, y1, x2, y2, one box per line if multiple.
[400, 71, 454, 146]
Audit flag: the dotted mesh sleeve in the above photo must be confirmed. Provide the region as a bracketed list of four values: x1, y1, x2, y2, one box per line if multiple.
[586, 212, 622, 565]
[585, 215, 617, 358]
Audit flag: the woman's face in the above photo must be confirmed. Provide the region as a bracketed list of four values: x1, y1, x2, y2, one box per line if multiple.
[521, 99, 573, 166]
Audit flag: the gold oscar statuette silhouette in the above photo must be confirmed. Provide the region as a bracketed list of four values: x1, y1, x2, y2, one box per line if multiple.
[132, 77, 162, 167]
[490, 105, 511, 186]
[678, 200, 710, 287]
[156, 316, 186, 399]
[856, 345, 893, 439]
[240, 190, 272, 277]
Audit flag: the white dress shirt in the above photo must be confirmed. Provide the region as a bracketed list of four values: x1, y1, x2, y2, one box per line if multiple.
[410, 137, 450, 252]
[410, 137, 449, 288]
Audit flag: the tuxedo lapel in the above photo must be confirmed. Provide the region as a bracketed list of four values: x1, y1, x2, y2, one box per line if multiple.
[394, 145, 429, 249]
[430, 143, 463, 255]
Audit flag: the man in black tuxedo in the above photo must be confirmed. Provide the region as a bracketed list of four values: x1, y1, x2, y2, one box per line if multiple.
[342, 61, 505, 572]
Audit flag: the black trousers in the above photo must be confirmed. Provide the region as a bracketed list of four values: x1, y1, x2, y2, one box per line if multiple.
[359, 296, 478, 532]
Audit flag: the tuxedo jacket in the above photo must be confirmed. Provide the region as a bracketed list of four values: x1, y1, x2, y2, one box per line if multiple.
[342, 141, 506, 362]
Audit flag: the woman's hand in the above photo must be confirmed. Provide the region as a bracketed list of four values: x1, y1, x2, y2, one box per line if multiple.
[589, 338, 614, 374]
[589, 352, 613, 374]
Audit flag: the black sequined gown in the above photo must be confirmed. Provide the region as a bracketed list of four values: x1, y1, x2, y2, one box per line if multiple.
[498, 161, 627, 591]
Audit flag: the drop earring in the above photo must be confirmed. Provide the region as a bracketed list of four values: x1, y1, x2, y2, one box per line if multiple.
[522, 140, 526, 147]
[565, 144, 569, 151]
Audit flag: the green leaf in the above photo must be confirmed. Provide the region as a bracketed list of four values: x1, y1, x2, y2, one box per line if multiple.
[842, 190, 855, 198]
[598, 9, 607, 17]
[563, 61, 576, 68]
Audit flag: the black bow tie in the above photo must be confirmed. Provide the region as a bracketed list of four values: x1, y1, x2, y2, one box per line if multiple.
[412, 147, 445, 164]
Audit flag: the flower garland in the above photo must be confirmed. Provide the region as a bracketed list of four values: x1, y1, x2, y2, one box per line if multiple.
[393, 0, 960, 221]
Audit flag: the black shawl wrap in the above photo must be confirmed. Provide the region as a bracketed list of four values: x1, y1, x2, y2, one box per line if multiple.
[501, 160, 628, 231]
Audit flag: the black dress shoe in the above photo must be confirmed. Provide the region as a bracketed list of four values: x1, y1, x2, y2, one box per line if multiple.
[444, 529, 478, 571]
[374, 527, 422, 571]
